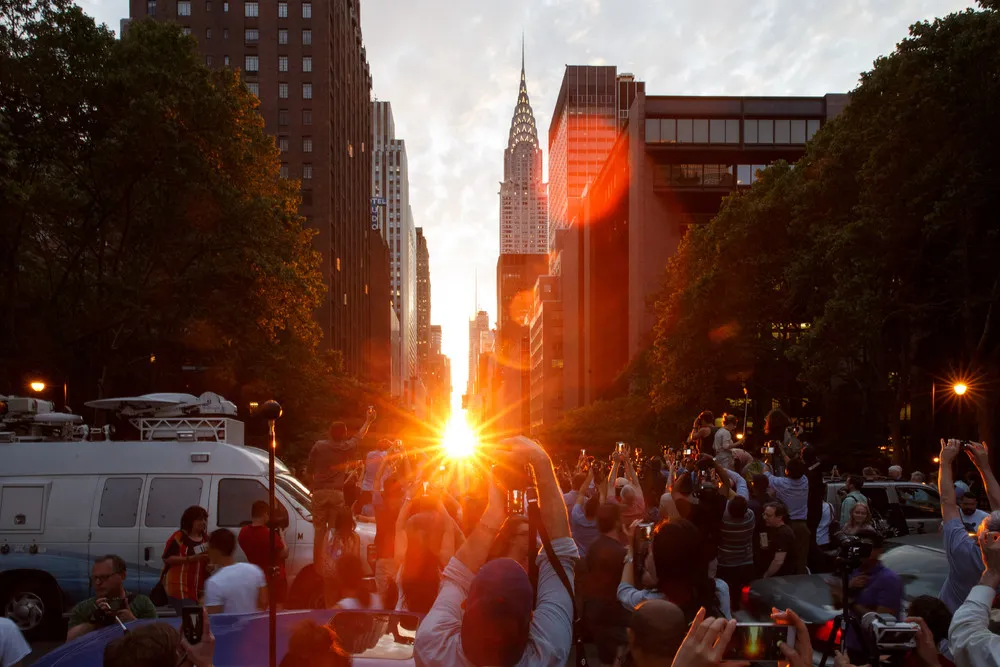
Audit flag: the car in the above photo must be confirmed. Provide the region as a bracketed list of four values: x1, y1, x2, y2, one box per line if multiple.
[30, 609, 421, 666]
[825, 480, 942, 535]
[742, 533, 948, 648]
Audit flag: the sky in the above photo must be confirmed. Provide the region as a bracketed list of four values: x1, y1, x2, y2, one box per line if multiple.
[78, 0, 975, 398]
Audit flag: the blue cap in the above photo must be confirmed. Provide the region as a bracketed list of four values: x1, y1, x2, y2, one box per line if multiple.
[461, 558, 534, 666]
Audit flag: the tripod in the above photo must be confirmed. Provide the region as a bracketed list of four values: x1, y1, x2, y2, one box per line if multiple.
[818, 560, 895, 667]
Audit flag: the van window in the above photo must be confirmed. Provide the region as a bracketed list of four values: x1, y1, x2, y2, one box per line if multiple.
[99, 478, 143, 527]
[217, 478, 269, 527]
[897, 486, 941, 519]
[145, 477, 204, 527]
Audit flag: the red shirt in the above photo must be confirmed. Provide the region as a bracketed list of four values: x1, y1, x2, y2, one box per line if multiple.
[162, 530, 207, 601]
[238, 525, 287, 581]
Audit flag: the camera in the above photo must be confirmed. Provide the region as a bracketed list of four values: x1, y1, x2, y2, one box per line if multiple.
[860, 613, 919, 653]
[89, 605, 116, 627]
[632, 521, 656, 584]
[836, 534, 874, 569]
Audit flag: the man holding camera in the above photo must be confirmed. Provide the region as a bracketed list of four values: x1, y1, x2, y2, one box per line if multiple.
[66, 555, 157, 642]
[937, 439, 1000, 612]
[950, 511, 1000, 666]
[415, 436, 578, 666]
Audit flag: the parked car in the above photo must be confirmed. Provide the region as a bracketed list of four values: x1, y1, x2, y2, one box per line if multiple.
[31, 609, 420, 666]
[742, 533, 947, 647]
[825, 480, 942, 535]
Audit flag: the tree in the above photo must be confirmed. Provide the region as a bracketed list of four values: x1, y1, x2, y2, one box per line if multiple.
[538, 396, 660, 457]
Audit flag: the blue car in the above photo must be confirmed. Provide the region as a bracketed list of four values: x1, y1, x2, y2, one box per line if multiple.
[32, 610, 422, 666]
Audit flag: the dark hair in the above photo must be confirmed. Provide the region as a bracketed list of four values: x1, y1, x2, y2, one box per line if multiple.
[333, 506, 355, 537]
[279, 620, 351, 667]
[855, 528, 885, 548]
[650, 519, 721, 622]
[356, 490, 373, 507]
[847, 475, 865, 490]
[751, 474, 769, 497]
[104, 622, 181, 667]
[335, 553, 371, 608]
[94, 554, 127, 574]
[208, 528, 237, 556]
[400, 547, 441, 614]
[572, 473, 587, 491]
[328, 421, 348, 441]
[765, 502, 788, 522]
[672, 471, 694, 497]
[698, 410, 715, 426]
[786, 458, 807, 480]
[180, 505, 208, 533]
[727, 495, 748, 520]
[908, 595, 952, 644]
[764, 409, 789, 437]
[596, 502, 622, 534]
[251, 500, 270, 519]
[584, 493, 600, 520]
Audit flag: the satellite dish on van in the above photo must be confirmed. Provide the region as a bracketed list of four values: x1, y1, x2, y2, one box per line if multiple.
[85, 392, 237, 418]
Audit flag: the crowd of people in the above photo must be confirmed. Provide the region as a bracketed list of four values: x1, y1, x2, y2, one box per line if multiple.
[8, 405, 1000, 667]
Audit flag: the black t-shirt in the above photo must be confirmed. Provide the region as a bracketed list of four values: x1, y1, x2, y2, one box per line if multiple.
[760, 523, 796, 577]
[585, 534, 627, 602]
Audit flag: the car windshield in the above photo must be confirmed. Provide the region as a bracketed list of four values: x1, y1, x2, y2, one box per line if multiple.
[880, 544, 947, 602]
[328, 612, 417, 659]
[277, 475, 312, 517]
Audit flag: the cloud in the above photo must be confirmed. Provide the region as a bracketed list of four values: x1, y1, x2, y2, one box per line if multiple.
[77, 0, 975, 394]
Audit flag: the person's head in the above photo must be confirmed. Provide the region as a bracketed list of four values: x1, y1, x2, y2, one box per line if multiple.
[649, 520, 717, 619]
[622, 484, 639, 507]
[377, 438, 394, 452]
[976, 511, 1000, 547]
[584, 492, 601, 520]
[461, 558, 534, 666]
[763, 502, 787, 528]
[488, 516, 530, 569]
[356, 490, 373, 509]
[846, 475, 865, 492]
[180, 505, 208, 537]
[722, 414, 738, 432]
[786, 458, 807, 480]
[751, 473, 769, 498]
[251, 500, 270, 524]
[764, 409, 789, 437]
[698, 410, 714, 427]
[335, 553, 367, 603]
[103, 622, 184, 667]
[671, 471, 694, 500]
[727, 495, 748, 521]
[333, 506, 356, 537]
[92, 554, 128, 598]
[207, 528, 237, 565]
[627, 599, 687, 666]
[888, 465, 902, 481]
[597, 501, 622, 536]
[862, 467, 878, 481]
[328, 421, 348, 442]
[961, 494, 981, 517]
[854, 528, 885, 571]
[850, 503, 872, 527]
[572, 472, 587, 493]
[910, 471, 926, 484]
[280, 620, 351, 667]
[908, 595, 952, 646]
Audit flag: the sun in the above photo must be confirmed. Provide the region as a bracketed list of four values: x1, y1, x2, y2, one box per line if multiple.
[440, 412, 479, 460]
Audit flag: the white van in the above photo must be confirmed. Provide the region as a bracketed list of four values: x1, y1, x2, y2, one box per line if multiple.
[0, 393, 374, 638]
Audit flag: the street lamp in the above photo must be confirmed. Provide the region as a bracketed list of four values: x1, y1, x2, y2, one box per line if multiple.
[29, 381, 46, 393]
[953, 383, 968, 396]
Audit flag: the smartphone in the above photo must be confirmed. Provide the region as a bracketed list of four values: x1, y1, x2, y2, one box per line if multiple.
[683, 448, 693, 456]
[181, 605, 204, 645]
[722, 623, 794, 662]
[581, 448, 586, 458]
[616, 442, 625, 453]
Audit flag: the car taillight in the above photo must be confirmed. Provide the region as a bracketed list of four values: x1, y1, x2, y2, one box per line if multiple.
[814, 619, 837, 643]
[740, 586, 751, 610]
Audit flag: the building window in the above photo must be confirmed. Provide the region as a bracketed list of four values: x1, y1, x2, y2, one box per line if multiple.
[181, 27, 191, 35]
[147, 0, 156, 16]
[278, 137, 289, 152]
[244, 28, 258, 43]
[302, 82, 312, 99]
[277, 1, 287, 16]
[177, 0, 191, 14]
[278, 109, 289, 126]
[222, 0, 228, 10]
[246, 81, 259, 96]
[302, 109, 312, 125]
[244, 55, 258, 72]
[301, 56, 312, 72]
[278, 55, 288, 71]
[301, 2, 311, 17]
[807, 119, 821, 141]
[302, 137, 312, 152]
[205, 54, 212, 66]
[790, 119, 807, 144]
[205, 27, 212, 38]
[303, 164, 313, 180]
[244, 1, 257, 16]
[347, 141, 353, 157]
[223, 27, 228, 39]
[223, 55, 230, 66]
[279, 164, 288, 179]
[302, 190, 313, 206]
[278, 82, 288, 98]
[205, 0, 211, 10]
[774, 119, 791, 144]
[278, 29, 288, 44]
[301, 29, 311, 45]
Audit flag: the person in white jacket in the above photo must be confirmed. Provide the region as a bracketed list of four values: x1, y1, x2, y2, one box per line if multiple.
[949, 510, 1000, 667]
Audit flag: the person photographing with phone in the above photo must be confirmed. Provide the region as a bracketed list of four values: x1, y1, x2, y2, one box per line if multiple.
[949, 510, 1000, 666]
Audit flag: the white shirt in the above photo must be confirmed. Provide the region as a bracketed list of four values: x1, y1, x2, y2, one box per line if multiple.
[816, 502, 834, 546]
[949, 584, 1000, 666]
[203, 562, 266, 614]
[961, 508, 990, 532]
[0, 618, 30, 667]
[335, 593, 384, 610]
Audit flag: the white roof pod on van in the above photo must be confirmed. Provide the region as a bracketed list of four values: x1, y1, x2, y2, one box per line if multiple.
[84, 392, 244, 445]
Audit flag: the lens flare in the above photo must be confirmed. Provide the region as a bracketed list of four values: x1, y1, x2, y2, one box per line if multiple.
[440, 413, 478, 460]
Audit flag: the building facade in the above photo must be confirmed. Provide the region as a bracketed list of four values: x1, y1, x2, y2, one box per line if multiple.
[416, 227, 430, 370]
[131, 0, 381, 379]
[564, 91, 848, 406]
[466, 310, 491, 399]
[529, 276, 563, 435]
[371, 100, 417, 396]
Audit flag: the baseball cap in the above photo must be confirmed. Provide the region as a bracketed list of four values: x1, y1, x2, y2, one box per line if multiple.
[461, 558, 534, 666]
[615, 477, 629, 489]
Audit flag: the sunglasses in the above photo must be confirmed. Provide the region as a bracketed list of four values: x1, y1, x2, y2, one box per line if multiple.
[92, 572, 123, 584]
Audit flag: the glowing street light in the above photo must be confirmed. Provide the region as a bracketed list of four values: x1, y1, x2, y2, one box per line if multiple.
[953, 383, 968, 396]
[29, 381, 46, 393]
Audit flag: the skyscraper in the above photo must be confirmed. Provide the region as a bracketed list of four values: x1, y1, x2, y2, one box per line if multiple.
[131, 0, 379, 378]
[416, 227, 430, 370]
[467, 310, 490, 398]
[372, 100, 417, 396]
[499, 44, 547, 255]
